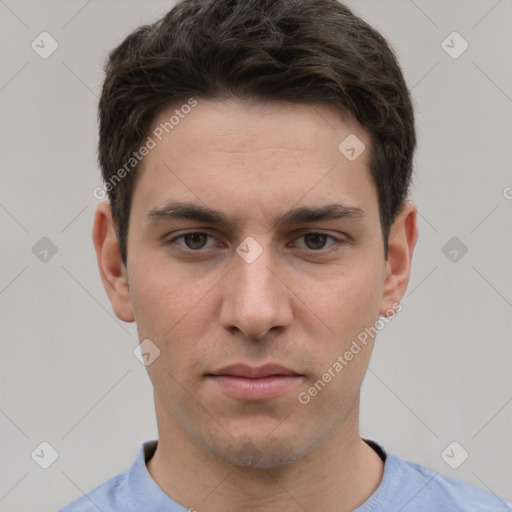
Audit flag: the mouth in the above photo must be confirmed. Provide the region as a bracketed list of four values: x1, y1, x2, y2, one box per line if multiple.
[205, 364, 304, 401]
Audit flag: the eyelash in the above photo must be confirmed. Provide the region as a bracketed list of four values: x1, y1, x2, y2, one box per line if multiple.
[166, 231, 345, 254]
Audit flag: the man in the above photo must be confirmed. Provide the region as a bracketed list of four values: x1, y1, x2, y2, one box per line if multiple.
[60, 0, 512, 510]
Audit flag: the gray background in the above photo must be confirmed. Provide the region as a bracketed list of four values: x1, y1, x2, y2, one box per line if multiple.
[1, 0, 511, 510]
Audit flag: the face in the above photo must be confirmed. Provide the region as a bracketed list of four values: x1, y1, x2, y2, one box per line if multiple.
[95, 99, 416, 469]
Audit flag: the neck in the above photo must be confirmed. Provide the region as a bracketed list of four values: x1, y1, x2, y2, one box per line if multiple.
[147, 396, 384, 512]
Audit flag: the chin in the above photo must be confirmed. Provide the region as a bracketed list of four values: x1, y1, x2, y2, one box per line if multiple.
[203, 431, 316, 469]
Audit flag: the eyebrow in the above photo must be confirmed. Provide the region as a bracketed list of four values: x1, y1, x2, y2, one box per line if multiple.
[145, 201, 366, 229]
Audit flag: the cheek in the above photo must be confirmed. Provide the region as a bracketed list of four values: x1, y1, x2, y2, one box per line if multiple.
[130, 260, 205, 331]
[300, 270, 382, 413]
[309, 262, 383, 339]
[342, 271, 382, 331]
[129, 264, 219, 370]
[297, 262, 383, 390]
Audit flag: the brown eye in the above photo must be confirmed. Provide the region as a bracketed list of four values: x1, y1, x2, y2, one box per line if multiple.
[303, 233, 328, 250]
[167, 232, 214, 251]
[292, 232, 341, 253]
[183, 233, 209, 249]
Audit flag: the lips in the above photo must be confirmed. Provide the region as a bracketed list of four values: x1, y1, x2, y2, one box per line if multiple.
[209, 364, 301, 379]
[206, 364, 303, 400]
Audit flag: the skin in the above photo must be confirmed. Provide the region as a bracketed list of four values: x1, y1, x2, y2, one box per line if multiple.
[93, 99, 418, 512]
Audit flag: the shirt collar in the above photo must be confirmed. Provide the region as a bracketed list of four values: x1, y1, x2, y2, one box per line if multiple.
[125, 439, 189, 511]
[126, 438, 397, 511]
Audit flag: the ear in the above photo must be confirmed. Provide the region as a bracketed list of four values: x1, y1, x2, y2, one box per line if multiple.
[379, 201, 418, 315]
[92, 202, 135, 322]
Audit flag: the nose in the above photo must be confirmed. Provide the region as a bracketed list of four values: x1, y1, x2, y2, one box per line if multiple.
[219, 245, 293, 340]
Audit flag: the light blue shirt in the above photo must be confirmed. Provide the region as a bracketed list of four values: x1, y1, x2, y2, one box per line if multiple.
[59, 439, 512, 511]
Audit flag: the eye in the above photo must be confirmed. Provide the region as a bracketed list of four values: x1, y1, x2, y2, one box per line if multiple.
[168, 232, 217, 250]
[293, 232, 340, 251]
[167, 231, 343, 254]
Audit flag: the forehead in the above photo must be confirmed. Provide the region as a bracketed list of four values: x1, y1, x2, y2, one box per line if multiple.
[148, 99, 369, 158]
[131, 99, 377, 222]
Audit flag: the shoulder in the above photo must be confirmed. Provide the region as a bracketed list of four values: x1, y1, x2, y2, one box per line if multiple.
[57, 470, 129, 512]
[388, 454, 512, 511]
[57, 440, 160, 512]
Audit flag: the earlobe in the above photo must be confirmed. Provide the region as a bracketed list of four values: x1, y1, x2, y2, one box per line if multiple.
[92, 202, 135, 322]
[379, 201, 418, 316]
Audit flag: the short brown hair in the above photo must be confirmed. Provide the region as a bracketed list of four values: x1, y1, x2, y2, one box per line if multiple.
[98, 0, 416, 265]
